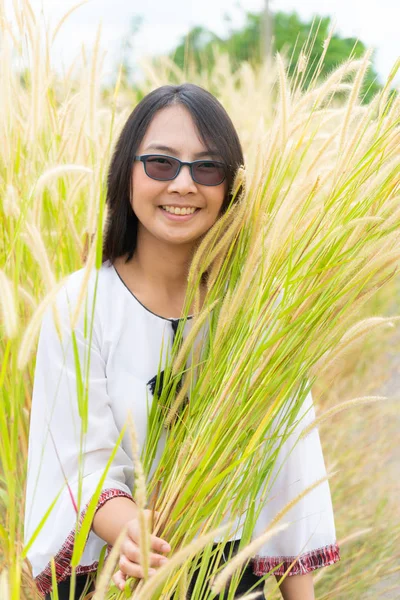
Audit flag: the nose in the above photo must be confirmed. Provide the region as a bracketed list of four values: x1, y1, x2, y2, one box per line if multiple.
[167, 164, 197, 195]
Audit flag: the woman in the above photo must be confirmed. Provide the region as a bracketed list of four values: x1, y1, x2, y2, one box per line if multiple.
[24, 83, 340, 599]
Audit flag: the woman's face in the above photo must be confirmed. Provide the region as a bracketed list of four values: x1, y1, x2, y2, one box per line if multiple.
[131, 104, 227, 247]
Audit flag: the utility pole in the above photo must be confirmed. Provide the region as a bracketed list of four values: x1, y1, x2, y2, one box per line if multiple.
[261, 0, 273, 62]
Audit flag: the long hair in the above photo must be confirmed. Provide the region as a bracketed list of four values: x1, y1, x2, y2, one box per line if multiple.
[102, 83, 244, 264]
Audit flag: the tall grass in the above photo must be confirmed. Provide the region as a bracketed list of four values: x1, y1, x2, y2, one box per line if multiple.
[0, 2, 399, 599]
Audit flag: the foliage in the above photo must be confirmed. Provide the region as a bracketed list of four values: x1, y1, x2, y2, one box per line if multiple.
[169, 10, 382, 102]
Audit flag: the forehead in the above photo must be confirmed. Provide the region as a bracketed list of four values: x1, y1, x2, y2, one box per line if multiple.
[139, 104, 211, 157]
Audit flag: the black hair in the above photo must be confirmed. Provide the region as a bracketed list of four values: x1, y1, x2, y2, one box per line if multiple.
[102, 83, 244, 264]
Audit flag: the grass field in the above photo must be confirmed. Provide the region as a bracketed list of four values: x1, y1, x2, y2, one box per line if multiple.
[1, 4, 399, 599]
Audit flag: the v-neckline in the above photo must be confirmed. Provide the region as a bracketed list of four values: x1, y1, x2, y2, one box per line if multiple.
[110, 263, 194, 323]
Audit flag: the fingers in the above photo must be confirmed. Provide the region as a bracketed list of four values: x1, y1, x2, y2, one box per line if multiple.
[126, 520, 171, 555]
[150, 533, 171, 555]
[119, 554, 157, 579]
[121, 539, 169, 568]
[121, 513, 171, 582]
[149, 551, 169, 568]
[112, 570, 126, 591]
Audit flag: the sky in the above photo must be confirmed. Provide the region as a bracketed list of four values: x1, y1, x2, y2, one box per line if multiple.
[4, 0, 400, 84]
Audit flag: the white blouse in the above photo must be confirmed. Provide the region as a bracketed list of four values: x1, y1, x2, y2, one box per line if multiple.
[24, 260, 340, 596]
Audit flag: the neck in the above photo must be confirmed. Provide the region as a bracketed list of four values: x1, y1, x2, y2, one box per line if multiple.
[131, 226, 199, 296]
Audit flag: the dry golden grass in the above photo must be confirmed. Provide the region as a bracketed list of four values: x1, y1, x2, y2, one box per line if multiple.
[0, 3, 399, 599]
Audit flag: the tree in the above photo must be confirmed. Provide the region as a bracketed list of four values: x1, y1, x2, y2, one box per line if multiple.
[169, 10, 381, 102]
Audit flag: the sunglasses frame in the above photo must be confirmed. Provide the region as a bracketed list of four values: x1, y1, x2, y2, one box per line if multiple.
[134, 154, 227, 186]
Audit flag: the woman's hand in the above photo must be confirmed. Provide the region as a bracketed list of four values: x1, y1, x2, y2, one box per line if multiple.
[112, 509, 171, 590]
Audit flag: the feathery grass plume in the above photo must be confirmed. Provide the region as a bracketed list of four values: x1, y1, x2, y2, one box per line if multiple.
[17, 279, 67, 368]
[386, 88, 400, 129]
[378, 59, 400, 120]
[0, 30, 13, 150]
[86, 22, 103, 143]
[2, 185, 20, 219]
[210, 241, 261, 334]
[171, 337, 204, 425]
[133, 523, 233, 600]
[51, 1, 89, 44]
[17, 285, 36, 310]
[264, 179, 320, 269]
[70, 239, 97, 330]
[21, 222, 56, 292]
[300, 396, 388, 439]
[343, 249, 400, 293]
[190, 206, 245, 289]
[276, 53, 289, 148]
[296, 53, 308, 76]
[307, 24, 335, 90]
[65, 209, 85, 256]
[338, 49, 374, 153]
[232, 164, 246, 194]
[235, 592, 264, 600]
[172, 299, 219, 376]
[165, 371, 191, 427]
[313, 528, 373, 584]
[312, 316, 400, 375]
[86, 171, 100, 237]
[317, 216, 384, 250]
[337, 528, 373, 546]
[336, 108, 376, 176]
[205, 249, 227, 292]
[0, 270, 18, 339]
[33, 165, 93, 197]
[289, 104, 349, 138]
[296, 59, 364, 112]
[341, 316, 398, 342]
[92, 524, 128, 600]
[186, 199, 242, 288]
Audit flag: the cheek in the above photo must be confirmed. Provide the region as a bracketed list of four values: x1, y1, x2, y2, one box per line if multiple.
[206, 187, 226, 214]
[131, 167, 149, 197]
[131, 169, 164, 207]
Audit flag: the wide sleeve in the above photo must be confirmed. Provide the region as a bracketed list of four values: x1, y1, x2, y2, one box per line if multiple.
[251, 390, 340, 577]
[23, 275, 135, 596]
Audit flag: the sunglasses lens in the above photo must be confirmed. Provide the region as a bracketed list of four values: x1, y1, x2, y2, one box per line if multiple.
[193, 161, 226, 185]
[145, 156, 179, 180]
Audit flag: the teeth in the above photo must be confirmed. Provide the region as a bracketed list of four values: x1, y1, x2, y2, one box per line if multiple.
[161, 206, 197, 215]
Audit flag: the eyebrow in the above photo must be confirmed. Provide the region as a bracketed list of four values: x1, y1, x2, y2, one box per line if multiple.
[143, 144, 221, 159]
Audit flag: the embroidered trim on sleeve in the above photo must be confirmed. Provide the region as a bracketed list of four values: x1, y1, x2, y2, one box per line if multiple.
[251, 542, 340, 577]
[34, 488, 134, 596]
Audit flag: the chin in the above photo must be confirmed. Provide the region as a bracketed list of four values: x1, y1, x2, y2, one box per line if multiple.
[153, 229, 201, 245]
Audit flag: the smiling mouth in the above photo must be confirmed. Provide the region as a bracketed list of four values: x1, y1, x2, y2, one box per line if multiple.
[158, 206, 201, 221]
[160, 205, 200, 215]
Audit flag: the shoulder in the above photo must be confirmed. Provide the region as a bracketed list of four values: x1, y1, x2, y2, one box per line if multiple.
[43, 260, 117, 336]
[54, 261, 110, 308]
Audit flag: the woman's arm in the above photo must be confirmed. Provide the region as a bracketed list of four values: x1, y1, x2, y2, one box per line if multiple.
[251, 391, 340, 592]
[92, 496, 139, 546]
[24, 274, 135, 596]
[275, 573, 315, 600]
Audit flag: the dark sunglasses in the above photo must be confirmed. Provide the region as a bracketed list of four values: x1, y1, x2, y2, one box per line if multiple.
[134, 154, 227, 186]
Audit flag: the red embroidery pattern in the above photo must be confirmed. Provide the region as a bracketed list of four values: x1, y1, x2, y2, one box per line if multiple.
[35, 488, 134, 596]
[252, 541, 340, 577]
